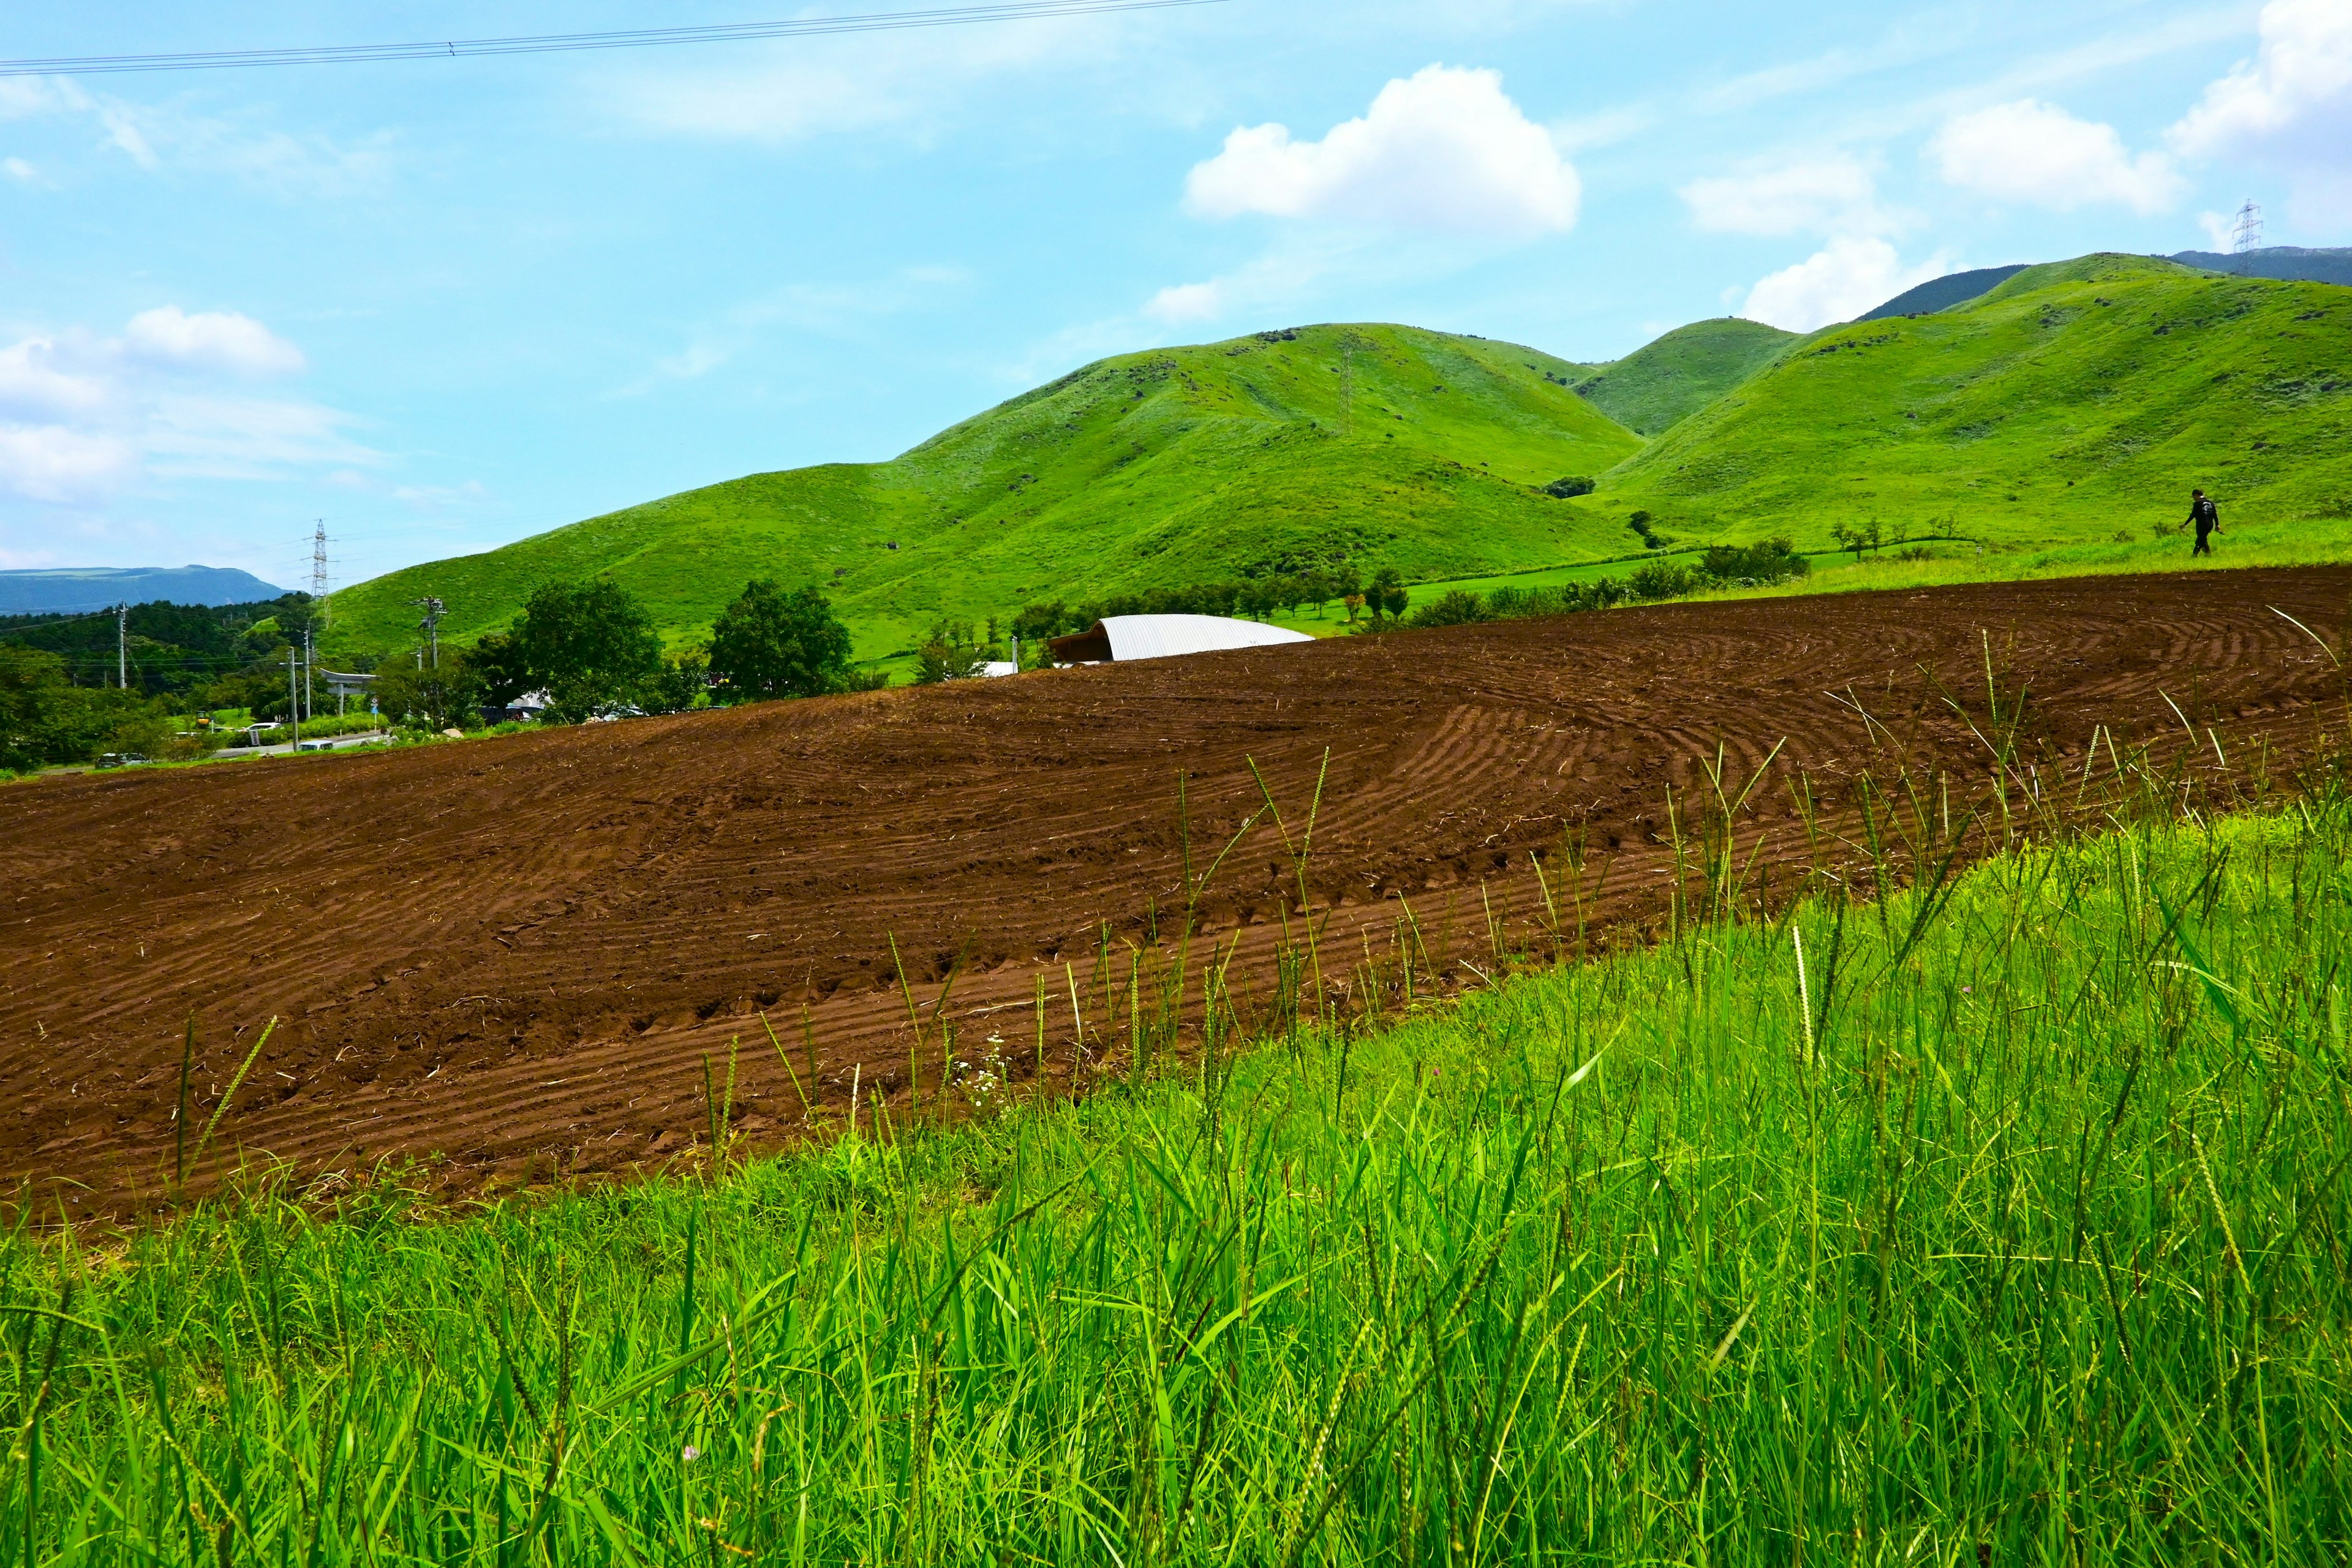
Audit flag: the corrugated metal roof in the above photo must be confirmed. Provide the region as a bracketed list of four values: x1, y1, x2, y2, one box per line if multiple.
[1098, 614, 1316, 661]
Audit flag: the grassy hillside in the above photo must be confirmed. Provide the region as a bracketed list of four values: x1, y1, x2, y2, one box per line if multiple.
[329, 325, 1641, 663]
[1605, 254, 2352, 546]
[1571, 316, 1794, 435]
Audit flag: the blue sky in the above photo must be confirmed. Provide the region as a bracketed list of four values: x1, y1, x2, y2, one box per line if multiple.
[0, 0, 2343, 590]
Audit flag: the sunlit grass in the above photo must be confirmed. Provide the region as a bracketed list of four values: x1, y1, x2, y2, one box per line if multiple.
[6, 751, 2351, 1559]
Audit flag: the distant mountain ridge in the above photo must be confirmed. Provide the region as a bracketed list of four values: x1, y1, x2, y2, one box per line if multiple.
[1860, 266, 2029, 320]
[2168, 246, 2352, 287]
[0, 565, 289, 616]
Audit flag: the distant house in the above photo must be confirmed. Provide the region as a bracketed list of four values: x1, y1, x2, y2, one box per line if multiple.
[481, 689, 552, 725]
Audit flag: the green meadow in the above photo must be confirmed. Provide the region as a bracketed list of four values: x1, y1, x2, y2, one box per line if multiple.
[327, 325, 1637, 666]
[1570, 315, 1794, 437]
[320, 254, 2350, 673]
[9, 737, 2351, 1562]
[1611, 255, 2352, 545]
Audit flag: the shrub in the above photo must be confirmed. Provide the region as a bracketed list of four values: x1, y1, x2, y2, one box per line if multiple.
[1698, 537, 1809, 587]
[1627, 560, 1699, 601]
[1409, 590, 1489, 629]
[1543, 475, 1596, 498]
[913, 620, 989, 685]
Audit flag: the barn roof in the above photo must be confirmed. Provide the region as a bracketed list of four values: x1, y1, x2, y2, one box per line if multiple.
[1049, 614, 1316, 664]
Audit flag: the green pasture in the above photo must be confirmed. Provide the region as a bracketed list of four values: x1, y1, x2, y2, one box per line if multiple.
[1615, 255, 2352, 546]
[327, 325, 1636, 667]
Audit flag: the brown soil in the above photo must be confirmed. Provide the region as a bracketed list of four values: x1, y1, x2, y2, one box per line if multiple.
[6, 567, 2348, 1214]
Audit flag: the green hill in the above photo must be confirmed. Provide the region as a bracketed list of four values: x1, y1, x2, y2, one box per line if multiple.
[1603, 254, 2352, 545]
[329, 325, 1642, 664]
[1571, 317, 1795, 436]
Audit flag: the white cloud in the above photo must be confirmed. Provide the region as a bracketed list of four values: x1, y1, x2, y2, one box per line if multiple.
[0, 425, 137, 506]
[1182, 66, 1578, 237]
[1929, 99, 2181, 213]
[2197, 209, 2237, 249]
[1137, 247, 1339, 331]
[0, 336, 114, 422]
[614, 17, 1106, 142]
[0, 309, 374, 506]
[1144, 282, 1224, 324]
[2171, 0, 2352, 157]
[2, 157, 36, 184]
[1680, 154, 1890, 236]
[123, 307, 306, 377]
[2169, 0, 2352, 232]
[1739, 236, 1946, 333]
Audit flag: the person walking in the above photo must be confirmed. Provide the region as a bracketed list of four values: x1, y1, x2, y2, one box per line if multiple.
[2187, 488, 2220, 557]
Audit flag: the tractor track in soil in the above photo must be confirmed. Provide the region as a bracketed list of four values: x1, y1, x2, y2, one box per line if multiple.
[5, 565, 2348, 1214]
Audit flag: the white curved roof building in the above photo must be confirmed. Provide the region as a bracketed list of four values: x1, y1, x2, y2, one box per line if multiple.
[1049, 614, 1316, 664]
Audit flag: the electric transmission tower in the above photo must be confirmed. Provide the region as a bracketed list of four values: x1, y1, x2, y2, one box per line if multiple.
[2230, 200, 2263, 273]
[311, 519, 331, 631]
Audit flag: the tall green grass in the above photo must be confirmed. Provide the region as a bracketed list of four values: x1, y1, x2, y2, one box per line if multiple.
[9, 783, 2352, 1560]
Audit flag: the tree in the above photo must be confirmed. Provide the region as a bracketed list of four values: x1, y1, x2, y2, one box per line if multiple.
[707, 580, 853, 703]
[1828, 520, 1881, 563]
[513, 579, 665, 720]
[1544, 475, 1596, 498]
[1298, 569, 1334, 617]
[0, 646, 161, 770]
[371, 658, 470, 731]
[913, 619, 987, 685]
[1365, 567, 1409, 625]
[1330, 563, 1364, 621]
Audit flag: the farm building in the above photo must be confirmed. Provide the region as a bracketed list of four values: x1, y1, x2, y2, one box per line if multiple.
[1049, 614, 1315, 665]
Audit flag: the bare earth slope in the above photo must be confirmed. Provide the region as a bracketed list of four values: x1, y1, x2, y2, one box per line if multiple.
[6, 567, 2347, 1210]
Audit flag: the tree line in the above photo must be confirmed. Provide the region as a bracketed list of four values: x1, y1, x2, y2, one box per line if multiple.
[1, 595, 334, 772]
[1394, 538, 1807, 631]
[5, 538, 1811, 769]
[370, 577, 877, 729]
[1006, 563, 1415, 649]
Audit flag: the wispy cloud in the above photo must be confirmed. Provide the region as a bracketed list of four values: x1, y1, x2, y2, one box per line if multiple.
[0, 309, 378, 507]
[614, 266, 974, 396]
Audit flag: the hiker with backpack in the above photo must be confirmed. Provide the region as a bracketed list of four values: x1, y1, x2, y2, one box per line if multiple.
[2187, 488, 2220, 557]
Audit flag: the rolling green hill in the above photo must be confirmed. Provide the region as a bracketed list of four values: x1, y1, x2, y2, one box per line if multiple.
[328, 325, 1641, 664]
[1603, 254, 2352, 545]
[1570, 317, 1795, 435]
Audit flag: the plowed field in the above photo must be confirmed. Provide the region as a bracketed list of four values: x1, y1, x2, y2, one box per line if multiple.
[7, 567, 2348, 1213]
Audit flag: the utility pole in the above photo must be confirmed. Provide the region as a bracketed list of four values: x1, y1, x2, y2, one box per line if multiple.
[311, 520, 331, 633]
[116, 603, 127, 690]
[288, 644, 301, 752]
[303, 627, 315, 722]
[412, 597, 445, 670]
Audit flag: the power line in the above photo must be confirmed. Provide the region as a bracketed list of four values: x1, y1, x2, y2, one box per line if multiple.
[0, 0, 1231, 77]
